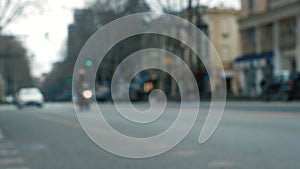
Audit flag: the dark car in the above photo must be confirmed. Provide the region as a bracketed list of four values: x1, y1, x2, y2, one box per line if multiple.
[262, 71, 300, 101]
[129, 78, 155, 101]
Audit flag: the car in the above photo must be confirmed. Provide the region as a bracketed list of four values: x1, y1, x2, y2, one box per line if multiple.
[15, 88, 44, 109]
[96, 85, 111, 102]
[3, 95, 14, 104]
[129, 78, 156, 101]
[261, 71, 300, 101]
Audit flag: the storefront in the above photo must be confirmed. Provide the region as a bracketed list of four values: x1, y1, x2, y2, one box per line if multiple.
[233, 52, 273, 96]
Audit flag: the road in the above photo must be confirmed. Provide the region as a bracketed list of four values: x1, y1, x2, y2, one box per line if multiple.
[0, 102, 299, 169]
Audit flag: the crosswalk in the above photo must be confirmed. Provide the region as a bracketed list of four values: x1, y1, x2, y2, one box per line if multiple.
[0, 130, 30, 169]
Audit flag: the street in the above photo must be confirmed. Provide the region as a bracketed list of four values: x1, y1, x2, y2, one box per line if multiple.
[0, 102, 299, 169]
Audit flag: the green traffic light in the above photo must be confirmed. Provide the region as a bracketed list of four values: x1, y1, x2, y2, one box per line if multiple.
[45, 33, 50, 41]
[85, 59, 93, 67]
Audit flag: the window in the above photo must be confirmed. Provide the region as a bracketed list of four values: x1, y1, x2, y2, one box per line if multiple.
[250, 28, 256, 44]
[279, 17, 296, 49]
[249, 0, 255, 14]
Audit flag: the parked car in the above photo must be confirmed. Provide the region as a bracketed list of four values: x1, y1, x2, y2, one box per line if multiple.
[15, 88, 44, 109]
[3, 95, 14, 104]
[261, 71, 300, 101]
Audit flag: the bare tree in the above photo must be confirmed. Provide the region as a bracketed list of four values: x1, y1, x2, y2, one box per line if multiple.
[87, 0, 127, 13]
[0, 0, 43, 33]
[0, 36, 33, 94]
[154, 0, 193, 14]
[154, 0, 220, 14]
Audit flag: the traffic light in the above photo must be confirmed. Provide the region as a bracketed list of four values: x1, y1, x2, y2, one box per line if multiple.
[44, 32, 50, 41]
[85, 59, 93, 67]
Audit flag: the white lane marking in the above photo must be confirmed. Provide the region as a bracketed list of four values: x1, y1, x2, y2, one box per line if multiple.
[208, 160, 236, 169]
[0, 142, 15, 149]
[0, 149, 19, 156]
[4, 167, 30, 169]
[173, 150, 197, 157]
[0, 137, 30, 169]
[0, 157, 24, 165]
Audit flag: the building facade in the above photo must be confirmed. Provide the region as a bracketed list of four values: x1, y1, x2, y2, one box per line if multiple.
[180, 7, 241, 94]
[234, 0, 300, 96]
[202, 8, 241, 94]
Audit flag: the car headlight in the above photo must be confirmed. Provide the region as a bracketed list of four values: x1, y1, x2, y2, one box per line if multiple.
[82, 90, 93, 99]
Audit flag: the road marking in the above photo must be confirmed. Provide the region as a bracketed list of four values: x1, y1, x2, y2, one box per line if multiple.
[208, 160, 236, 169]
[0, 128, 30, 169]
[38, 114, 80, 128]
[0, 142, 15, 149]
[0, 149, 19, 156]
[29, 113, 80, 129]
[173, 150, 197, 157]
[0, 157, 24, 165]
[226, 110, 300, 118]
[3, 167, 30, 169]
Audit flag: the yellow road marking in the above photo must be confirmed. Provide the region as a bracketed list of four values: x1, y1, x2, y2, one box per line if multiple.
[25, 113, 81, 129]
[226, 110, 300, 118]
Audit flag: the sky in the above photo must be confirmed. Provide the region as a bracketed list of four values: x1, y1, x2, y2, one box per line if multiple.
[6, 0, 87, 77]
[5, 0, 240, 77]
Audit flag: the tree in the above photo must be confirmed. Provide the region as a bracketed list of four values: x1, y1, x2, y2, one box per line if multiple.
[0, 36, 33, 95]
[87, 0, 127, 14]
[0, 0, 43, 33]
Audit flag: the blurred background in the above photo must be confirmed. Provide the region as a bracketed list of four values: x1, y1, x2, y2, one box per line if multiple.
[0, 0, 300, 169]
[0, 0, 299, 103]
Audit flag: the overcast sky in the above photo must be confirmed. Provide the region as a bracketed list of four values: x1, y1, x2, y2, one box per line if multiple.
[5, 0, 240, 77]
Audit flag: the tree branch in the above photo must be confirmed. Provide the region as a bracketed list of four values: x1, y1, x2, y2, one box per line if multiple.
[0, 0, 42, 33]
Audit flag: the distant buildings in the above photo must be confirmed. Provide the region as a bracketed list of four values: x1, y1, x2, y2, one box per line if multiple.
[202, 8, 241, 94]
[234, 0, 300, 96]
[66, 6, 242, 98]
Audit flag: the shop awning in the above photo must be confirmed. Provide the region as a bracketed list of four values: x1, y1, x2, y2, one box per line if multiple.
[234, 51, 273, 69]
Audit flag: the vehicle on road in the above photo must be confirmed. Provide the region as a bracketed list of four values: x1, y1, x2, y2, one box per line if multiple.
[15, 88, 44, 109]
[262, 71, 300, 101]
[129, 78, 156, 101]
[76, 82, 92, 111]
[96, 85, 111, 102]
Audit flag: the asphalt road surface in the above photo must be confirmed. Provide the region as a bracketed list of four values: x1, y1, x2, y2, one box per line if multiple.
[0, 102, 299, 169]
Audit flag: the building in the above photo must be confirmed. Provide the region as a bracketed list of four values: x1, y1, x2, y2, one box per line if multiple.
[180, 7, 241, 94]
[202, 8, 241, 94]
[234, 0, 300, 96]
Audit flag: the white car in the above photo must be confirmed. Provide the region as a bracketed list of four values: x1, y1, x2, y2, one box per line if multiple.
[15, 88, 44, 109]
